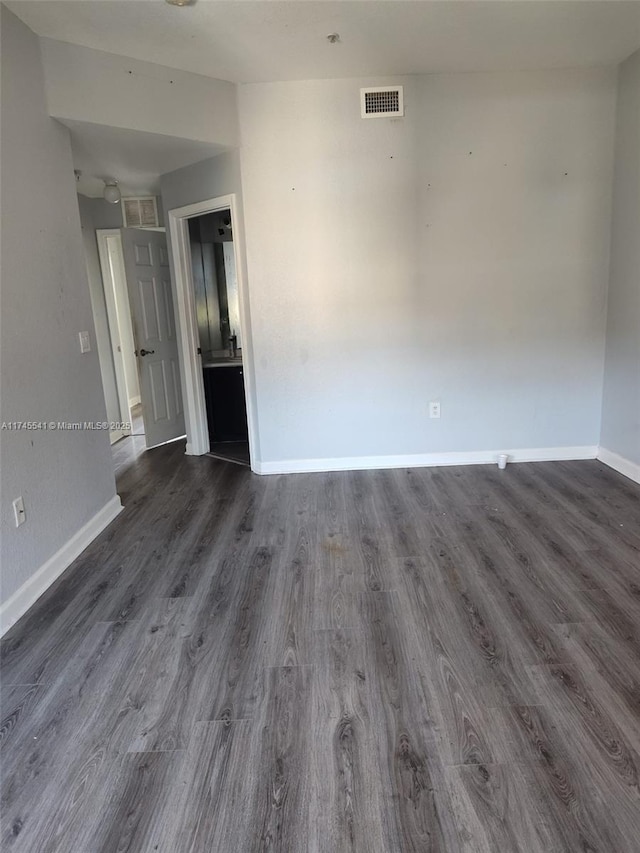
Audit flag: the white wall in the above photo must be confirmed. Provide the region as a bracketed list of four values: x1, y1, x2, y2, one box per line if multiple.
[40, 37, 238, 148]
[238, 69, 617, 467]
[0, 8, 118, 618]
[600, 49, 640, 472]
[160, 151, 243, 213]
[160, 151, 261, 458]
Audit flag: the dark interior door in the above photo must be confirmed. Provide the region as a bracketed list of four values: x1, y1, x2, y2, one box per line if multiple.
[204, 366, 249, 443]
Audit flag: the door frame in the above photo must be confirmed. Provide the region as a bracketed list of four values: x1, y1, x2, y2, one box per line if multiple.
[96, 229, 133, 442]
[167, 194, 257, 464]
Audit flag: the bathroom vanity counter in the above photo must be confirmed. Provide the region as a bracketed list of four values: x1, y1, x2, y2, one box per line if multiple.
[202, 349, 243, 368]
[203, 357, 243, 368]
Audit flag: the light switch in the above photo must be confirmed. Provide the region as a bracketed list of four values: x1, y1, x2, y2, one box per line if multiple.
[79, 331, 91, 353]
[13, 496, 25, 527]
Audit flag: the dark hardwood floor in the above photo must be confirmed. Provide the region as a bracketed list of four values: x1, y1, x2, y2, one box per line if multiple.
[1, 442, 639, 852]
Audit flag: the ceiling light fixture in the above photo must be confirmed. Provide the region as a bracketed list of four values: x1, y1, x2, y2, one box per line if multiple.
[103, 179, 121, 204]
[165, 0, 193, 6]
[327, 33, 340, 44]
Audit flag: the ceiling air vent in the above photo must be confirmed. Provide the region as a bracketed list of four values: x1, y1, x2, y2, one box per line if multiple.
[122, 196, 159, 228]
[360, 86, 404, 119]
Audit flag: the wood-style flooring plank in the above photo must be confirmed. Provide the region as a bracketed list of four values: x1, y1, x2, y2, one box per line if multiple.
[188, 544, 275, 723]
[552, 620, 640, 731]
[357, 590, 455, 851]
[0, 685, 45, 752]
[344, 471, 398, 593]
[247, 665, 315, 852]
[527, 662, 640, 814]
[311, 629, 387, 852]
[445, 755, 632, 853]
[146, 720, 253, 853]
[35, 749, 181, 853]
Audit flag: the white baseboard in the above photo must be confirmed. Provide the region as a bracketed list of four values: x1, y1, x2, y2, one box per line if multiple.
[129, 395, 141, 408]
[254, 445, 598, 475]
[0, 495, 123, 637]
[597, 447, 640, 485]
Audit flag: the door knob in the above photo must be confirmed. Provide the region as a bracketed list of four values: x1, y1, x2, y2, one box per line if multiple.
[139, 348, 155, 357]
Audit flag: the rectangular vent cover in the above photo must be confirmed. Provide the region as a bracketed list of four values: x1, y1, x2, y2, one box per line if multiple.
[122, 196, 159, 228]
[361, 86, 404, 119]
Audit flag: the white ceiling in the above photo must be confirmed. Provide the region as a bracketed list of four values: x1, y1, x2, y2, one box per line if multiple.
[62, 120, 224, 197]
[8, 1, 640, 84]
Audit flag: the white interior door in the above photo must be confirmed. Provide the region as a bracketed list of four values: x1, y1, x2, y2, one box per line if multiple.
[106, 235, 140, 408]
[97, 230, 136, 440]
[120, 228, 185, 449]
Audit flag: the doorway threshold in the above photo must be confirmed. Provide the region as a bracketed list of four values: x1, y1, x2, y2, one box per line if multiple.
[207, 441, 250, 467]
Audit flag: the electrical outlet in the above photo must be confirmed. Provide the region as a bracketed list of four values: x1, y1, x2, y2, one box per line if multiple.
[429, 401, 441, 419]
[12, 496, 26, 527]
[79, 331, 91, 353]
